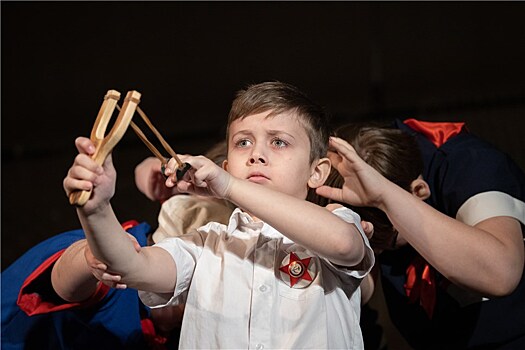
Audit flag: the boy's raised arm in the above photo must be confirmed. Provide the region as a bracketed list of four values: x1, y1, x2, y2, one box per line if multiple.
[166, 155, 366, 267]
[227, 178, 366, 267]
[64, 137, 176, 293]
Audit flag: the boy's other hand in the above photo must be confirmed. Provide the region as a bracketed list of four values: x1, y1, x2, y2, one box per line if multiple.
[164, 155, 232, 199]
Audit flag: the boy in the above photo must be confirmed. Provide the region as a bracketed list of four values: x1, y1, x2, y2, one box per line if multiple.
[63, 82, 374, 349]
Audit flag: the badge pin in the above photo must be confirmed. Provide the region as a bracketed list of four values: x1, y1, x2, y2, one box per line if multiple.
[279, 252, 318, 288]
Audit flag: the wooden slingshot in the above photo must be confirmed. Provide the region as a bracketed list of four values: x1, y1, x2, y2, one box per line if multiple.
[69, 89, 190, 206]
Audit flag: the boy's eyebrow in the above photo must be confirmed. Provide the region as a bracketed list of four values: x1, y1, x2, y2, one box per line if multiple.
[267, 130, 296, 140]
[231, 130, 253, 138]
[231, 129, 297, 140]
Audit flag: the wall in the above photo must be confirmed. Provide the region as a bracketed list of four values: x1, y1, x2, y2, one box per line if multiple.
[3, 1, 524, 270]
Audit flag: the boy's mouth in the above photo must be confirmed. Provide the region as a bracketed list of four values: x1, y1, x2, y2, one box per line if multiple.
[247, 172, 269, 183]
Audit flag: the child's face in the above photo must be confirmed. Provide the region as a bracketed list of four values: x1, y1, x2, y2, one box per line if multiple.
[225, 110, 316, 200]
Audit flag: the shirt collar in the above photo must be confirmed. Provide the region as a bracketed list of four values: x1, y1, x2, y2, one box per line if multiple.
[227, 208, 263, 232]
[227, 208, 287, 240]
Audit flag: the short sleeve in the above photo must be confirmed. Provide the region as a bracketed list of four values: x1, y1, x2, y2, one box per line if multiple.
[139, 230, 206, 308]
[328, 206, 375, 279]
[428, 136, 525, 220]
[456, 191, 525, 226]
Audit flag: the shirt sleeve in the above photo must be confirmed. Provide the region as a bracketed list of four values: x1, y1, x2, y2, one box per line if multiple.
[139, 227, 209, 308]
[456, 191, 525, 226]
[325, 206, 375, 279]
[428, 133, 525, 222]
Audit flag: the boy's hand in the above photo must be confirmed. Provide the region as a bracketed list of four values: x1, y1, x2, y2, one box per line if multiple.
[63, 137, 116, 213]
[134, 157, 179, 201]
[163, 155, 232, 199]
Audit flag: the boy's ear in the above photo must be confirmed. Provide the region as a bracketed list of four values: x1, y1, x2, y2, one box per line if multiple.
[410, 176, 431, 200]
[308, 157, 331, 189]
[222, 159, 229, 171]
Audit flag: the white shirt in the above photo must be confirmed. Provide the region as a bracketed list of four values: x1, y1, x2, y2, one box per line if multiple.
[140, 207, 374, 349]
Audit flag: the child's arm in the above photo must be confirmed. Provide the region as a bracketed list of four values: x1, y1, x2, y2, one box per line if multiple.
[316, 136, 524, 297]
[51, 239, 101, 302]
[51, 234, 140, 302]
[63, 137, 176, 293]
[82, 233, 143, 290]
[165, 156, 366, 267]
[227, 178, 365, 266]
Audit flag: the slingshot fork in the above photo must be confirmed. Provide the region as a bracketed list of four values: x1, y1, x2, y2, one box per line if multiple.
[69, 89, 191, 207]
[69, 90, 141, 206]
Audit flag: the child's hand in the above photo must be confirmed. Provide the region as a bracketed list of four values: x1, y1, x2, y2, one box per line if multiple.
[163, 155, 232, 199]
[360, 220, 374, 239]
[63, 137, 116, 213]
[316, 136, 390, 208]
[134, 157, 179, 201]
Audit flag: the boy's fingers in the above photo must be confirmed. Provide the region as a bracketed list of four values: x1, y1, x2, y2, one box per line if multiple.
[164, 157, 181, 176]
[165, 174, 177, 188]
[64, 153, 105, 196]
[63, 177, 93, 196]
[65, 169, 97, 193]
[176, 181, 193, 193]
[71, 163, 100, 181]
[74, 137, 96, 155]
[192, 166, 211, 187]
[73, 154, 104, 175]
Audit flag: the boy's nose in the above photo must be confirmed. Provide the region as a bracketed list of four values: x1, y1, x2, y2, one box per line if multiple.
[249, 152, 267, 165]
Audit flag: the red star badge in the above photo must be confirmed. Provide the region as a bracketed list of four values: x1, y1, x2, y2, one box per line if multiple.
[279, 252, 317, 288]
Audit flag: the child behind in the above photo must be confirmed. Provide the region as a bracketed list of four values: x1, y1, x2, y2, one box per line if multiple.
[64, 81, 374, 349]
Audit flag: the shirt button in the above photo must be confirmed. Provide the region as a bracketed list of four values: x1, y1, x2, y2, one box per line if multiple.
[256, 344, 264, 350]
[259, 285, 267, 292]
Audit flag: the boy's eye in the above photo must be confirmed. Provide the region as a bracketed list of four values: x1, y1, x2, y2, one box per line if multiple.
[235, 139, 252, 148]
[272, 138, 288, 148]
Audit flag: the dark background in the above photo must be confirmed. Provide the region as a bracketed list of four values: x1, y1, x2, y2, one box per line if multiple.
[2, 2, 525, 269]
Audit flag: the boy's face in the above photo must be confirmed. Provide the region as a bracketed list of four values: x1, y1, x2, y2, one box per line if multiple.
[224, 110, 316, 200]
